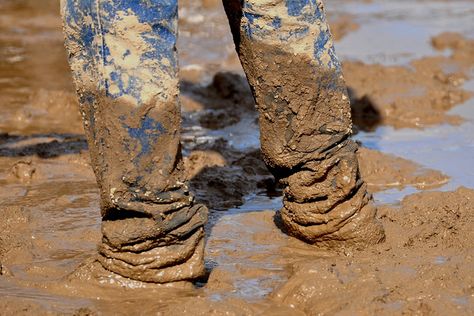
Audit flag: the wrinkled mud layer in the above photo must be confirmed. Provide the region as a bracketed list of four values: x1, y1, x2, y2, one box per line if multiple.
[1, 0, 474, 315]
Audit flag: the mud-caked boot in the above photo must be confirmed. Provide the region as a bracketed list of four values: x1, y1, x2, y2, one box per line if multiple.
[224, 0, 385, 248]
[62, 0, 207, 282]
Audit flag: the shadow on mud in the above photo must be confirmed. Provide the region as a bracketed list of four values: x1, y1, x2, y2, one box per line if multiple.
[180, 71, 284, 209]
[0, 70, 384, 287]
[0, 133, 87, 158]
[182, 71, 383, 133]
[180, 71, 256, 130]
[348, 88, 383, 132]
[179, 71, 384, 260]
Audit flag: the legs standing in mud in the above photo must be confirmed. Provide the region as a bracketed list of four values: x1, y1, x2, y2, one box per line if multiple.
[61, 0, 207, 282]
[223, 0, 385, 248]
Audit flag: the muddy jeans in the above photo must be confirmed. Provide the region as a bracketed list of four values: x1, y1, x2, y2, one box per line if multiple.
[62, 0, 384, 283]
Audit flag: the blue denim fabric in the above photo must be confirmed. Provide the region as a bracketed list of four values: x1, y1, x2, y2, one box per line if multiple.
[62, 0, 342, 197]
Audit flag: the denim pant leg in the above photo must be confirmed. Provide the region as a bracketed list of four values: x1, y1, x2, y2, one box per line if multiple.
[61, 0, 207, 283]
[223, 0, 385, 247]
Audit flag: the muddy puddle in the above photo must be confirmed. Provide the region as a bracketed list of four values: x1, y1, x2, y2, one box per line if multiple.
[0, 0, 473, 315]
[331, 0, 474, 65]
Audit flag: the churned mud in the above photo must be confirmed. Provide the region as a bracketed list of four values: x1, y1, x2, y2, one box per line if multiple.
[1, 0, 473, 315]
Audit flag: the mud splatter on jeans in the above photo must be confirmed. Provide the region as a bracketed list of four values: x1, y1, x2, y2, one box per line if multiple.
[223, 0, 385, 247]
[61, 0, 206, 282]
[61, 0, 383, 283]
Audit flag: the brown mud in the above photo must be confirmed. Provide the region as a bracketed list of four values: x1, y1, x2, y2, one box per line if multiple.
[345, 45, 473, 130]
[1, 0, 474, 315]
[223, 0, 384, 248]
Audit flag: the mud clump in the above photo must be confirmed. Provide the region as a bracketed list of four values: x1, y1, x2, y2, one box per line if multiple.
[9, 160, 36, 183]
[431, 32, 473, 52]
[358, 147, 449, 191]
[345, 32, 474, 129]
[274, 187, 474, 315]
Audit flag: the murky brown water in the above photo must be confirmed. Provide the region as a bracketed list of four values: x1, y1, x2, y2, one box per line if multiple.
[1, 0, 473, 314]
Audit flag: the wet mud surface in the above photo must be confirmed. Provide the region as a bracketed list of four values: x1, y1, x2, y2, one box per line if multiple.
[1, 0, 473, 314]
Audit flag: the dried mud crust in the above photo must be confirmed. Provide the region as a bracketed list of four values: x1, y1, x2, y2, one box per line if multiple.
[346, 33, 474, 130]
